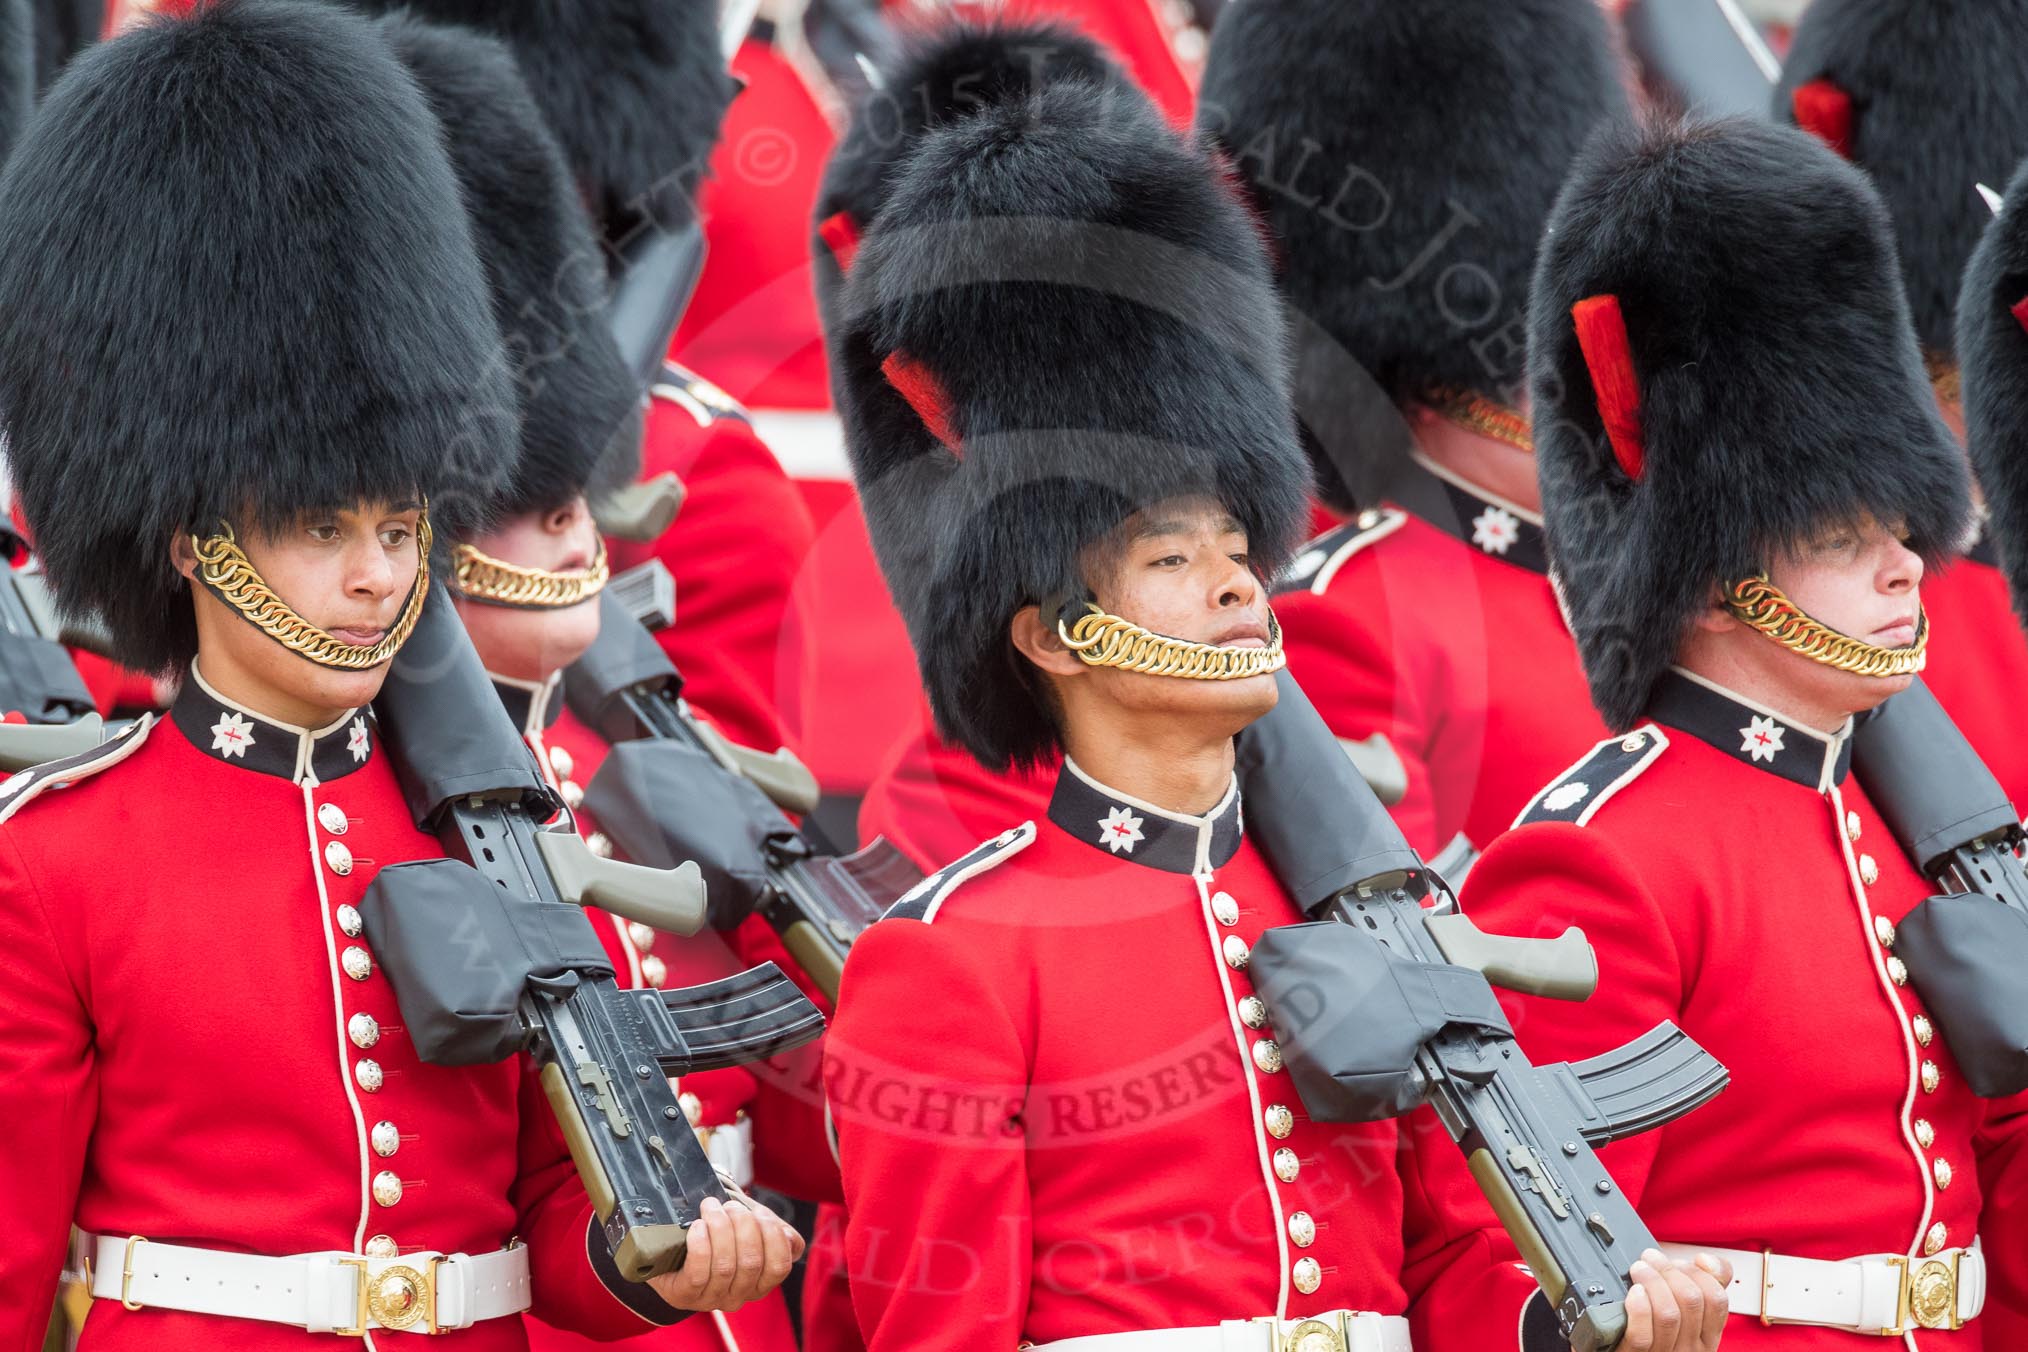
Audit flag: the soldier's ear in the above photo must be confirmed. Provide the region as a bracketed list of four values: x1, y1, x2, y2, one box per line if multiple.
[1009, 604, 1084, 680]
[170, 531, 199, 583]
[1691, 580, 1737, 634]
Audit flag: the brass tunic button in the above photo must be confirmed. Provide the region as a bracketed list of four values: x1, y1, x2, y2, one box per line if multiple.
[1925, 1222, 1949, 1256]
[1921, 1061, 1941, 1094]
[342, 946, 373, 982]
[372, 1121, 400, 1158]
[1620, 733, 1646, 753]
[1914, 1118, 1936, 1149]
[1356, 510, 1381, 530]
[1292, 1257, 1322, 1295]
[364, 1235, 399, 1259]
[372, 1171, 403, 1207]
[679, 1092, 705, 1126]
[1913, 1015, 1934, 1047]
[549, 746, 574, 780]
[354, 1059, 383, 1093]
[1858, 854, 1879, 886]
[348, 1012, 380, 1050]
[318, 803, 349, 835]
[1211, 892, 1240, 926]
[1252, 1040, 1283, 1075]
[1887, 956, 1910, 986]
[1846, 811, 1863, 842]
[1934, 1158, 1954, 1190]
[1222, 935, 1250, 970]
[587, 831, 612, 859]
[626, 921, 657, 954]
[1264, 1105, 1294, 1139]
[336, 904, 364, 939]
[1288, 1211, 1317, 1248]
[1874, 915, 1896, 948]
[561, 781, 585, 810]
[1238, 996, 1269, 1030]
[641, 955, 668, 988]
[325, 840, 354, 877]
[1273, 1147, 1300, 1183]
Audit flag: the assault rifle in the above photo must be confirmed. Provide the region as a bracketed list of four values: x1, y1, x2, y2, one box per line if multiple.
[1239, 672, 1728, 1352]
[362, 585, 826, 1279]
[0, 524, 105, 768]
[1850, 677, 2028, 1096]
[564, 563, 922, 1003]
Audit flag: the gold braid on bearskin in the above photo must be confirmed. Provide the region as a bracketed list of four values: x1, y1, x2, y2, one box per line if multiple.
[1058, 604, 1287, 681]
[1722, 572, 1929, 678]
[191, 511, 431, 671]
[451, 537, 609, 609]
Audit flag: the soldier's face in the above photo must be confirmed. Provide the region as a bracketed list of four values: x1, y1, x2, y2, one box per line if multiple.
[182, 499, 424, 724]
[453, 495, 604, 683]
[1758, 512, 1925, 712]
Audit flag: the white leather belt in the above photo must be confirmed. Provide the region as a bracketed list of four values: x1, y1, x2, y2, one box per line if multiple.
[1660, 1241, 1984, 1335]
[701, 1115, 755, 1189]
[88, 1234, 532, 1335]
[1027, 1311, 1411, 1352]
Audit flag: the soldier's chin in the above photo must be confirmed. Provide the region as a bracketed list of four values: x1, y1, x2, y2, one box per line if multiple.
[276, 645, 394, 717]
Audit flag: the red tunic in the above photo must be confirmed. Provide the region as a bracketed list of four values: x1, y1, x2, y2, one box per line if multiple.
[824, 761, 1531, 1350]
[1452, 667, 2028, 1349]
[1911, 550, 2028, 817]
[0, 666, 684, 1350]
[1272, 464, 1607, 861]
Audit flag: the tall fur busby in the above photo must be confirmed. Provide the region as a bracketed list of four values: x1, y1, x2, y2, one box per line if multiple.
[810, 21, 1124, 331]
[832, 71, 1309, 771]
[1777, 0, 2028, 362]
[1197, 0, 1627, 513]
[0, 0, 30, 157]
[378, 12, 640, 517]
[1958, 158, 2028, 627]
[1531, 118, 1971, 731]
[0, 0, 514, 674]
[348, 0, 734, 237]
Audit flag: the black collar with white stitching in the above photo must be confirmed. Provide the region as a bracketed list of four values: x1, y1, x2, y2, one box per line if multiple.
[1047, 759, 1243, 875]
[170, 663, 376, 783]
[1648, 667, 1852, 792]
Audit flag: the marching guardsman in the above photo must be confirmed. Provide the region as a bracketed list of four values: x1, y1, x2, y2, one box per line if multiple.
[817, 31, 1727, 1352]
[373, 14, 810, 1351]
[1197, 0, 1627, 864]
[1455, 117, 2028, 1346]
[0, 1, 787, 1343]
[1776, 0, 2028, 813]
[1954, 151, 2028, 1352]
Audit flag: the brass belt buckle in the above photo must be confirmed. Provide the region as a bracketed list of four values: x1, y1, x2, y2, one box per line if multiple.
[119, 1236, 149, 1311]
[365, 1255, 440, 1334]
[334, 1257, 369, 1338]
[1251, 1313, 1352, 1352]
[1900, 1249, 1963, 1332]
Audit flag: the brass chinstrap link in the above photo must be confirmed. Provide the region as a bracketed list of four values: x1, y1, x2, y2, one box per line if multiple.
[452, 537, 609, 609]
[1058, 604, 1287, 681]
[1722, 572, 1928, 678]
[191, 511, 430, 671]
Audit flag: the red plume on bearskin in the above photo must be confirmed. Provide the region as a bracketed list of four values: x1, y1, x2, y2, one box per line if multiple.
[1789, 78, 1854, 157]
[1570, 295, 1645, 482]
[879, 351, 961, 456]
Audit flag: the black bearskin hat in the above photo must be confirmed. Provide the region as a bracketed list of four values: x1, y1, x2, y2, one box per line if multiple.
[1959, 158, 2028, 626]
[1777, 0, 2028, 362]
[378, 12, 640, 517]
[1198, 0, 1627, 513]
[830, 65, 1309, 771]
[0, 0, 28, 155]
[348, 0, 735, 237]
[1531, 118, 1971, 731]
[811, 20, 1124, 333]
[0, 0, 513, 674]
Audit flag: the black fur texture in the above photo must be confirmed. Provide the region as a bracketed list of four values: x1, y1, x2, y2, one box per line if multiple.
[1531, 118, 1971, 731]
[834, 78, 1308, 771]
[1198, 0, 1626, 513]
[1958, 157, 2028, 628]
[0, 0, 514, 673]
[379, 12, 640, 518]
[811, 21, 1123, 331]
[0, 0, 30, 157]
[28, 0, 98, 93]
[1777, 0, 2028, 360]
[348, 0, 734, 237]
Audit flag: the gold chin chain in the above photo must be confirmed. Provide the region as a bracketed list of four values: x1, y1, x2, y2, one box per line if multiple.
[191, 511, 431, 671]
[452, 538, 609, 609]
[1057, 604, 1287, 681]
[1428, 388, 1534, 454]
[1723, 572, 1929, 678]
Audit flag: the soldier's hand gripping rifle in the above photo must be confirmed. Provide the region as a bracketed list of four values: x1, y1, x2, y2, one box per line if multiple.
[0, 523, 106, 768]
[563, 562, 924, 1003]
[360, 585, 826, 1279]
[1850, 677, 2028, 1096]
[1238, 673, 1728, 1352]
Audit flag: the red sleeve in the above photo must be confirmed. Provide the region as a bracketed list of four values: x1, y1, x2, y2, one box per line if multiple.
[0, 827, 95, 1351]
[1396, 1106, 1546, 1350]
[611, 409, 816, 757]
[824, 921, 1031, 1351]
[1976, 1088, 2028, 1343]
[1274, 578, 1445, 858]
